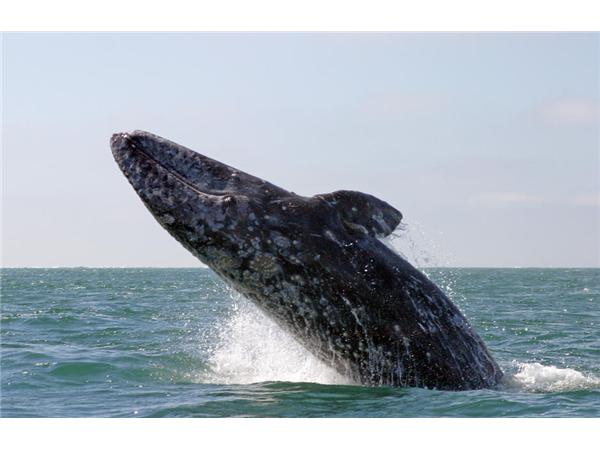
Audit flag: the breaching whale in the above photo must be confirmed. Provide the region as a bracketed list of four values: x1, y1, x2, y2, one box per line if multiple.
[111, 130, 503, 390]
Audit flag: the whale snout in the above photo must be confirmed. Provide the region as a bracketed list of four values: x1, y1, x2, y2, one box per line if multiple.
[110, 132, 133, 155]
[110, 132, 131, 161]
[110, 131, 129, 147]
[110, 130, 214, 199]
[109, 130, 283, 263]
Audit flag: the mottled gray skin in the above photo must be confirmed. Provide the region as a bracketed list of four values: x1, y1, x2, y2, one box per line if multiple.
[111, 130, 503, 390]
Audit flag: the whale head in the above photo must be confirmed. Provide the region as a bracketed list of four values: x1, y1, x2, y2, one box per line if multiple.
[110, 130, 402, 287]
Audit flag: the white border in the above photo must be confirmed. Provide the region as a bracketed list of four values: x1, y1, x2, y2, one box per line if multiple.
[1, 418, 599, 449]
[0, 0, 599, 31]
[2, 0, 599, 443]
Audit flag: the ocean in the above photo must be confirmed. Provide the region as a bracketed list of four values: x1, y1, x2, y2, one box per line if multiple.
[1, 267, 598, 417]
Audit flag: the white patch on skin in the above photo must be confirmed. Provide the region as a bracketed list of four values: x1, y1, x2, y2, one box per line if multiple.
[250, 237, 261, 249]
[291, 274, 305, 285]
[288, 255, 302, 265]
[450, 314, 466, 329]
[161, 214, 175, 224]
[272, 234, 291, 248]
[185, 230, 201, 243]
[371, 213, 391, 235]
[324, 230, 341, 245]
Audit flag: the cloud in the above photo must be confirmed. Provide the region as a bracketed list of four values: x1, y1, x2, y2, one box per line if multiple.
[538, 97, 599, 126]
[572, 194, 600, 207]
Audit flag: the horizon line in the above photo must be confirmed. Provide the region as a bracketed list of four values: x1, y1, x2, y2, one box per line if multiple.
[1, 265, 598, 270]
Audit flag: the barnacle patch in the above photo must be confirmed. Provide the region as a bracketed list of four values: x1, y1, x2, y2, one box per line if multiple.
[204, 247, 241, 270]
[249, 253, 280, 277]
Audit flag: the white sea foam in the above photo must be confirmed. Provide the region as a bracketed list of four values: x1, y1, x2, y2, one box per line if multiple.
[205, 294, 351, 385]
[504, 362, 600, 393]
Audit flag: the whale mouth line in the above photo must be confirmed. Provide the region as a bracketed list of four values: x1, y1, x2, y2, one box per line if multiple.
[115, 133, 224, 199]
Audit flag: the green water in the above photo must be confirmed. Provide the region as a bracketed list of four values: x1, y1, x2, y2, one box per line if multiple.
[1, 267, 598, 417]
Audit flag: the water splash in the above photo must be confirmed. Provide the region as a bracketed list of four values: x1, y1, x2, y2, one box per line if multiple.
[503, 362, 600, 393]
[382, 221, 454, 269]
[204, 292, 351, 385]
[381, 222, 466, 307]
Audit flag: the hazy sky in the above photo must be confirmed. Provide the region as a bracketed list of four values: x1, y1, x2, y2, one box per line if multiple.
[2, 33, 599, 267]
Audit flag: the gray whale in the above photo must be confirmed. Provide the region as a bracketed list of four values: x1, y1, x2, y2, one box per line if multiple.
[111, 130, 503, 390]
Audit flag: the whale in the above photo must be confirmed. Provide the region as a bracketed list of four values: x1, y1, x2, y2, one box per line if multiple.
[111, 130, 503, 390]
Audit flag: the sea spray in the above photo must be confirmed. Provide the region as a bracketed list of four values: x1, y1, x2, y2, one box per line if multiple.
[380, 222, 468, 310]
[382, 221, 453, 269]
[205, 290, 351, 385]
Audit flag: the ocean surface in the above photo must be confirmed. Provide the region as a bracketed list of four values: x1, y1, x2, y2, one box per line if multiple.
[1, 266, 599, 417]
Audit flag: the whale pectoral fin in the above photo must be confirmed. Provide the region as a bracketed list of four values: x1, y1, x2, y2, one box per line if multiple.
[315, 190, 403, 238]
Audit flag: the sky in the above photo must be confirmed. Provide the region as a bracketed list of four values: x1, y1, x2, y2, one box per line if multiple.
[1, 33, 599, 267]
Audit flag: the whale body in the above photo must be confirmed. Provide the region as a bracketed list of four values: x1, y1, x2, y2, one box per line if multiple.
[111, 130, 503, 390]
